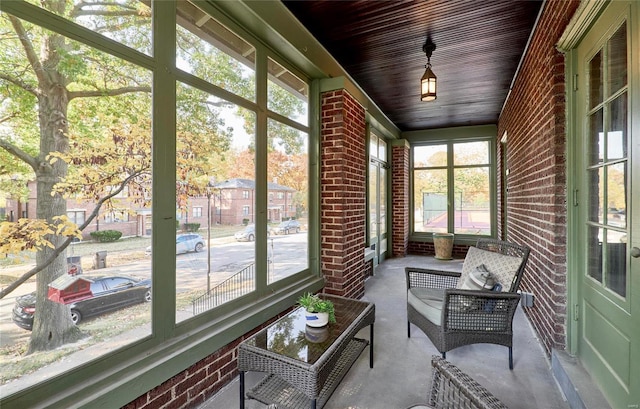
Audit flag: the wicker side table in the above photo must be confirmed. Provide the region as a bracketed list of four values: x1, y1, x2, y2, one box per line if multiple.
[238, 295, 375, 409]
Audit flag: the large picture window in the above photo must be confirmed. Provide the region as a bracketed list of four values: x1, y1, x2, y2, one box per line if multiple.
[0, 1, 314, 406]
[412, 139, 493, 236]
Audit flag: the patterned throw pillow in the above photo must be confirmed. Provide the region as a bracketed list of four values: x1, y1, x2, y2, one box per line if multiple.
[456, 246, 523, 292]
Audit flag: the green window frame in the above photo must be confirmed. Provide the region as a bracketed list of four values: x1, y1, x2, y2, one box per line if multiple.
[0, 1, 322, 408]
[408, 126, 497, 243]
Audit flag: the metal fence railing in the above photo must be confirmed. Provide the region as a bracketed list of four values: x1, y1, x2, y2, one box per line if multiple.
[192, 263, 255, 315]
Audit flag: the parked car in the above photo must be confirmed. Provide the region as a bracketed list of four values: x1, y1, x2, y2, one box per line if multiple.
[12, 275, 152, 330]
[272, 220, 301, 235]
[234, 224, 269, 242]
[145, 233, 205, 255]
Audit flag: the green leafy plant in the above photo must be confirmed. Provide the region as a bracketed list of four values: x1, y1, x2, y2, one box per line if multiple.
[297, 293, 336, 324]
[89, 230, 122, 243]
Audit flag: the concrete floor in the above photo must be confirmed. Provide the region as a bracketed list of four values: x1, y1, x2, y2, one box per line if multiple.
[202, 255, 569, 409]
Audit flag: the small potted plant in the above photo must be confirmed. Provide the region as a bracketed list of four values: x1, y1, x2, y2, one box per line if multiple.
[297, 292, 336, 327]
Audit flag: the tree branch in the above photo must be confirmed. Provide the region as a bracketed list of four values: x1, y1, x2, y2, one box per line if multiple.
[0, 136, 38, 171]
[0, 170, 147, 300]
[7, 15, 47, 88]
[70, 1, 137, 18]
[68, 86, 151, 100]
[0, 73, 38, 96]
[0, 113, 18, 125]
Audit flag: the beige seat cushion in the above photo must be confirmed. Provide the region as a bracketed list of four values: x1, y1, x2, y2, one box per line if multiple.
[408, 288, 444, 325]
[456, 246, 523, 292]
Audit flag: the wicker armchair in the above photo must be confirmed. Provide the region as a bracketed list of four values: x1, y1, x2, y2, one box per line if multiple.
[406, 239, 530, 369]
[428, 355, 508, 409]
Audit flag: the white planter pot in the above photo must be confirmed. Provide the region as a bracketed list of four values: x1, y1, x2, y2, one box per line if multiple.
[305, 311, 329, 327]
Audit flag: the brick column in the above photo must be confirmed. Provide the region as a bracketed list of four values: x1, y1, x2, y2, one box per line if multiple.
[391, 140, 410, 257]
[320, 89, 366, 299]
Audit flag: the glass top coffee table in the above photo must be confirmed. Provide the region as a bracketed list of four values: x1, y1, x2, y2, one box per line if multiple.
[238, 294, 375, 409]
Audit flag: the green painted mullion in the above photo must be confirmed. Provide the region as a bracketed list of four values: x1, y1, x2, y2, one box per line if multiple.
[308, 79, 322, 277]
[255, 45, 268, 295]
[151, 0, 177, 337]
[447, 141, 455, 234]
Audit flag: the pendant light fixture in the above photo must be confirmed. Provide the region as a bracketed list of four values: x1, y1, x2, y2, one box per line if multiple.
[421, 37, 437, 101]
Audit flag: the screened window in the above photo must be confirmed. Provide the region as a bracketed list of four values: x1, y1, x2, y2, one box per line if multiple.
[413, 140, 493, 236]
[0, 1, 313, 405]
[0, 2, 153, 397]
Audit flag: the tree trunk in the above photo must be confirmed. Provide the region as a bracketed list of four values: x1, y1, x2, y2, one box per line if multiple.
[28, 76, 84, 353]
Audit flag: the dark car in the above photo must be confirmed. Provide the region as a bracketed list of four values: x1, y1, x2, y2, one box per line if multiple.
[12, 275, 152, 330]
[272, 220, 301, 235]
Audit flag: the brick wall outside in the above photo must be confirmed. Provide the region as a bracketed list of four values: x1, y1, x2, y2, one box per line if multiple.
[391, 142, 409, 257]
[320, 89, 367, 299]
[497, 0, 580, 354]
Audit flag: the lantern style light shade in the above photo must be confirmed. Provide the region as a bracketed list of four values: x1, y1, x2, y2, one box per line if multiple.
[421, 38, 437, 101]
[421, 65, 437, 101]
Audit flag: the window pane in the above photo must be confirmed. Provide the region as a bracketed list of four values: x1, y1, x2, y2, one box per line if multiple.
[370, 136, 378, 160]
[589, 50, 603, 109]
[607, 94, 627, 161]
[608, 22, 627, 97]
[587, 168, 604, 223]
[589, 108, 604, 165]
[378, 138, 386, 160]
[605, 229, 626, 297]
[267, 58, 308, 126]
[414, 145, 447, 168]
[587, 226, 603, 283]
[175, 82, 256, 322]
[0, 16, 152, 391]
[267, 119, 309, 283]
[607, 163, 626, 229]
[176, 4, 256, 101]
[454, 141, 489, 165]
[26, 0, 152, 55]
[369, 163, 377, 242]
[414, 169, 447, 233]
[453, 167, 490, 235]
[380, 167, 387, 237]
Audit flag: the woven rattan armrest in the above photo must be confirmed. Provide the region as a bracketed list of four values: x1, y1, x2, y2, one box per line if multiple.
[442, 289, 521, 332]
[405, 267, 461, 290]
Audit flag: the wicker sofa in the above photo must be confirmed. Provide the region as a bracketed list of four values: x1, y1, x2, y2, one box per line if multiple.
[406, 239, 530, 369]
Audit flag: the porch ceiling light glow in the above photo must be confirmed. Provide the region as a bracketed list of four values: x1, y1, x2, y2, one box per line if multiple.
[420, 37, 437, 102]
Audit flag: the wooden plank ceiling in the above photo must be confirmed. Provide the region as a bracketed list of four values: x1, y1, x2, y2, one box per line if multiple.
[283, 0, 542, 132]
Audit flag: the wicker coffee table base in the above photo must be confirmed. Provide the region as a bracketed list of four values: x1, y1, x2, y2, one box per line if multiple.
[246, 338, 368, 409]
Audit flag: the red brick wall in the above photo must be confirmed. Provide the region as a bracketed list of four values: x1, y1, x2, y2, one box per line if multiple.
[320, 89, 367, 299]
[391, 142, 409, 257]
[122, 309, 292, 409]
[408, 241, 469, 260]
[123, 341, 240, 409]
[497, 0, 580, 354]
